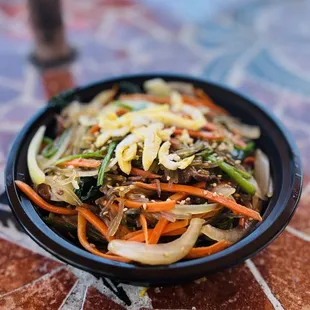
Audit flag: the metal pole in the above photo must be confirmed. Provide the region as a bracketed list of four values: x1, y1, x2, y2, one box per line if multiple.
[27, 0, 75, 67]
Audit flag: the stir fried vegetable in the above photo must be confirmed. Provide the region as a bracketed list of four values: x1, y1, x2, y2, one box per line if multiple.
[17, 78, 272, 265]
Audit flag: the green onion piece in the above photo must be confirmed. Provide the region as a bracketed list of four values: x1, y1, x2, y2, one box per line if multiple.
[114, 100, 147, 111]
[116, 101, 134, 111]
[235, 141, 255, 152]
[55, 152, 106, 165]
[97, 142, 117, 186]
[200, 150, 214, 161]
[233, 167, 252, 179]
[42, 137, 55, 158]
[43, 137, 53, 145]
[42, 129, 70, 159]
[218, 161, 256, 195]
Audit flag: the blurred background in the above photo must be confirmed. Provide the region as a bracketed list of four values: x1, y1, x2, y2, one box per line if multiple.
[0, 1, 310, 309]
[0, 0, 310, 176]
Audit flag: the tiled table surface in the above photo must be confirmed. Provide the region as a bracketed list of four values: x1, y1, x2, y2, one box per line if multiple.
[0, 1, 310, 309]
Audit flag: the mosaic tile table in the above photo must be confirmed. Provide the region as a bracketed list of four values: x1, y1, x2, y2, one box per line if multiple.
[0, 1, 310, 309]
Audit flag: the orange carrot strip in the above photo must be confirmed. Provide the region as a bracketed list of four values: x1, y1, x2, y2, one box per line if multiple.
[185, 240, 232, 259]
[130, 168, 161, 179]
[239, 217, 245, 228]
[15, 180, 77, 215]
[163, 220, 189, 233]
[195, 88, 228, 114]
[169, 182, 206, 201]
[76, 207, 112, 241]
[233, 134, 247, 148]
[89, 124, 100, 134]
[59, 158, 101, 168]
[174, 128, 223, 141]
[204, 122, 218, 131]
[193, 181, 207, 189]
[128, 231, 152, 242]
[140, 214, 149, 245]
[120, 94, 170, 104]
[127, 220, 189, 242]
[116, 107, 130, 116]
[77, 213, 130, 263]
[119, 199, 176, 212]
[122, 230, 143, 240]
[148, 218, 169, 244]
[169, 192, 187, 201]
[135, 182, 262, 221]
[180, 95, 204, 107]
[162, 227, 187, 236]
[244, 156, 255, 165]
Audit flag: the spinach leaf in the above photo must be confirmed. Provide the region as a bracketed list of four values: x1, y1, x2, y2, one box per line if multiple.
[75, 177, 101, 203]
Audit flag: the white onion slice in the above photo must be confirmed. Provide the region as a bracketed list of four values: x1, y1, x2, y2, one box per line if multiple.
[267, 177, 273, 198]
[108, 199, 124, 237]
[27, 126, 46, 185]
[40, 129, 72, 169]
[108, 218, 204, 265]
[160, 211, 191, 221]
[167, 82, 195, 95]
[213, 184, 236, 198]
[254, 149, 270, 199]
[144, 78, 171, 97]
[45, 177, 82, 206]
[201, 224, 245, 243]
[173, 203, 218, 215]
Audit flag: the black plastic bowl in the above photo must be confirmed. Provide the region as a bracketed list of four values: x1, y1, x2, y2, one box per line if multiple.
[5, 74, 302, 286]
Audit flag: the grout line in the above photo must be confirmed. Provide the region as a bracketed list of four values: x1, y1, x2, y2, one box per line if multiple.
[80, 285, 89, 310]
[246, 260, 284, 310]
[58, 279, 79, 310]
[286, 226, 310, 242]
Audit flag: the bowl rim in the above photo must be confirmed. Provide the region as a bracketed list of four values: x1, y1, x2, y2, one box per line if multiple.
[5, 73, 303, 285]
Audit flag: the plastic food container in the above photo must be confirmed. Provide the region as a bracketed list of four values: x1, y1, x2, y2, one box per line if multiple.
[5, 74, 302, 286]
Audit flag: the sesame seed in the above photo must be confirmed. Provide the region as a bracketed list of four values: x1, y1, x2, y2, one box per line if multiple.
[166, 198, 171, 201]
[235, 160, 241, 164]
[151, 200, 156, 203]
[142, 203, 147, 210]
[185, 197, 191, 202]
[89, 243, 96, 248]
[226, 154, 232, 158]
[119, 187, 124, 191]
[167, 176, 171, 181]
[212, 192, 218, 197]
[217, 174, 222, 178]
[203, 190, 208, 195]
[141, 195, 146, 199]
[53, 175, 57, 180]
[180, 200, 185, 205]
[212, 183, 217, 187]
[123, 208, 128, 212]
